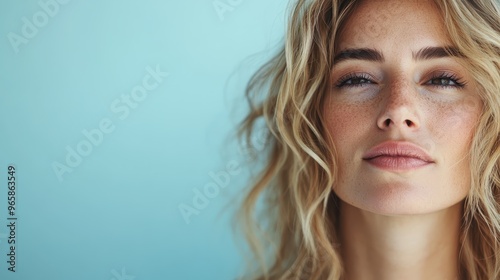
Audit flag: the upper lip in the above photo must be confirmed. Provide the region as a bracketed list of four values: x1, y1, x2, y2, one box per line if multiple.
[362, 141, 435, 162]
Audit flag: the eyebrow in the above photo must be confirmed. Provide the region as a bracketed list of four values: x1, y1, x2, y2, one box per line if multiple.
[333, 48, 384, 63]
[333, 46, 461, 64]
[412, 46, 461, 60]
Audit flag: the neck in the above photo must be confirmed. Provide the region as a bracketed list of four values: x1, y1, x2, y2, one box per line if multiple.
[339, 201, 463, 280]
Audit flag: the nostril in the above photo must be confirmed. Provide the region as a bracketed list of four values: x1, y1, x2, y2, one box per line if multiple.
[382, 118, 414, 127]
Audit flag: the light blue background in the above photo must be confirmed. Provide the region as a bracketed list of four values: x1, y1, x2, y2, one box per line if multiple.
[0, 0, 288, 279]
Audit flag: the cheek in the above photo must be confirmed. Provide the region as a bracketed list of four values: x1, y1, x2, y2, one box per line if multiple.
[322, 99, 373, 155]
[426, 96, 482, 159]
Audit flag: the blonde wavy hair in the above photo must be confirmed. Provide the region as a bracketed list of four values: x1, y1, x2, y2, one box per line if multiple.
[234, 0, 500, 279]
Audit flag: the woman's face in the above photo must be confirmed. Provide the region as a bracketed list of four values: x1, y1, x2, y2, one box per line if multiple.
[323, 0, 482, 215]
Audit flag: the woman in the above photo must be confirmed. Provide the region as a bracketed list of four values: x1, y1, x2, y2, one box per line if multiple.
[235, 0, 500, 279]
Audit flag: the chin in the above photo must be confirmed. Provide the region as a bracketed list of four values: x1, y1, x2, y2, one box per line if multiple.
[335, 180, 466, 216]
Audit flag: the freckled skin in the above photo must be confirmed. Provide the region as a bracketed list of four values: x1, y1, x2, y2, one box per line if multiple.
[323, 0, 483, 214]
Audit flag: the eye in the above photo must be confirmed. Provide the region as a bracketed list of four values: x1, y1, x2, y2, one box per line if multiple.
[336, 73, 375, 88]
[425, 73, 466, 88]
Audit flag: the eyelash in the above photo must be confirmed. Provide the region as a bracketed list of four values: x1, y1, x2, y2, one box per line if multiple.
[425, 73, 466, 88]
[335, 73, 373, 88]
[335, 73, 466, 89]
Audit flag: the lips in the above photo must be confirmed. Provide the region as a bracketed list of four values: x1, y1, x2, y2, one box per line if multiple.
[362, 141, 435, 171]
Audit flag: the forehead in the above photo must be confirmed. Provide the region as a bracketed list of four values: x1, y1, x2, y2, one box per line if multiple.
[337, 0, 450, 51]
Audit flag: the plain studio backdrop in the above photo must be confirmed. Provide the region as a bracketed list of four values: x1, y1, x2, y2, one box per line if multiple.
[0, 0, 288, 279]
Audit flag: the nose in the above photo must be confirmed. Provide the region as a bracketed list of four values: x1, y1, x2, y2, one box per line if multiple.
[376, 77, 421, 131]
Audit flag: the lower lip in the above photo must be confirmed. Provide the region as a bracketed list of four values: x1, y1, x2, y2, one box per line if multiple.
[364, 156, 432, 171]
